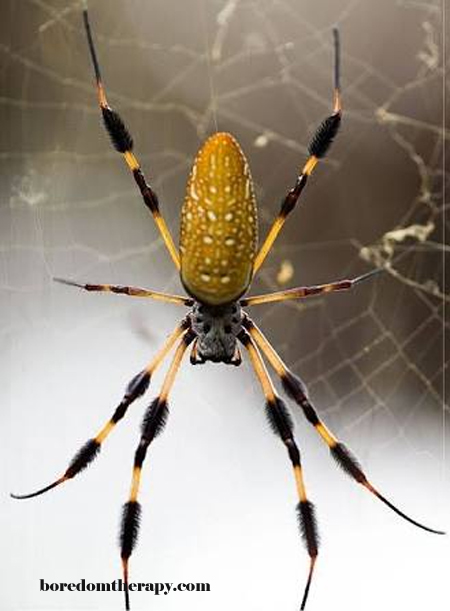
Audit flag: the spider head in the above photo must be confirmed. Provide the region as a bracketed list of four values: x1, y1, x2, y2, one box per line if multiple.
[190, 302, 242, 365]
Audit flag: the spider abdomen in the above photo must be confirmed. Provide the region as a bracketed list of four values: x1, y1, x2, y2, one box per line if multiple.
[180, 132, 258, 306]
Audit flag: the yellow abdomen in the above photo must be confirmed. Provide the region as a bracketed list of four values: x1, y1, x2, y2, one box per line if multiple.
[179, 132, 258, 306]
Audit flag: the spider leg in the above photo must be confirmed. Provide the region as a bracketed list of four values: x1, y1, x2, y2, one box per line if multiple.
[54, 277, 193, 306]
[11, 319, 190, 500]
[253, 28, 342, 274]
[120, 328, 195, 610]
[239, 328, 319, 611]
[243, 316, 445, 535]
[241, 267, 382, 307]
[82, 8, 180, 270]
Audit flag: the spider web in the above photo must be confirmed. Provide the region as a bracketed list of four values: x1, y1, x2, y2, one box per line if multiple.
[1, 1, 448, 610]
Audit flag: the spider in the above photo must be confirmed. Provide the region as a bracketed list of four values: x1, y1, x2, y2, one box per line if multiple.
[12, 6, 444, 611]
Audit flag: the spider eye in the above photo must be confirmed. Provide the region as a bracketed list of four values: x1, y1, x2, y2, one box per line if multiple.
[203, 323, 211, 334]
[224, 325, 232, 334]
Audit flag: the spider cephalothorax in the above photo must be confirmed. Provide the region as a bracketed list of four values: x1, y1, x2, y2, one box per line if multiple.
[11, 8, 444, 611]
[189, 301, 243, 364]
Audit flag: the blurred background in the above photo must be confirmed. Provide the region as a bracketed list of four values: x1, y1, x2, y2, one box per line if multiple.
[1, 0, 448, 609]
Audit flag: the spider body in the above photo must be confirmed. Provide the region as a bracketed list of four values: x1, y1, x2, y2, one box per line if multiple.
[180, 131, 258, 306]
[180, 132, 255, 363]
[12, 10, 444, 611]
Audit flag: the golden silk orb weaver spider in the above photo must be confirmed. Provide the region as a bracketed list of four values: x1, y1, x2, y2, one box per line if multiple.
[11, 6, 445, 611]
